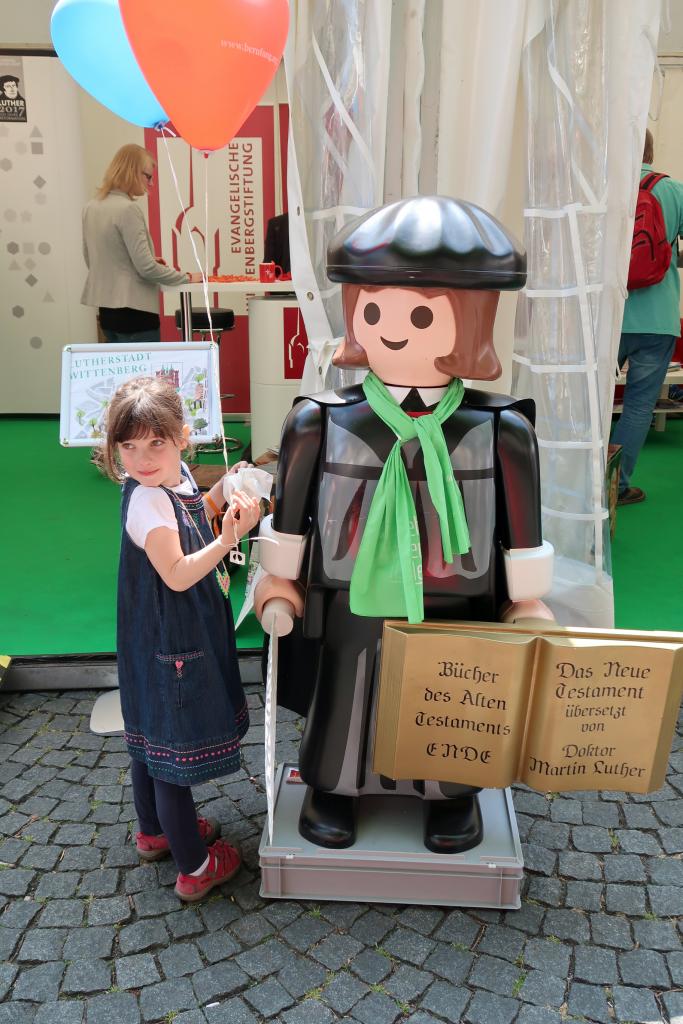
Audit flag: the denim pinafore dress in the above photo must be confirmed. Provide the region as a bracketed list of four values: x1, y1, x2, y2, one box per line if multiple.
[117, 466, 249, 786]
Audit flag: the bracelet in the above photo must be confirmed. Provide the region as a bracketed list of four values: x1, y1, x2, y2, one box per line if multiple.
[218, 507, 242, 552]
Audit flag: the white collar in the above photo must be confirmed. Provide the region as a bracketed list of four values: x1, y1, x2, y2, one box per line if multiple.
[386, 384, 447, 408]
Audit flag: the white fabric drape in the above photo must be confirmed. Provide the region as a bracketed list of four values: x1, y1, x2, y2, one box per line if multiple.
[283, 0, 661, 627]
[513, 0, 661, 627]
[284, 1, 391, 392]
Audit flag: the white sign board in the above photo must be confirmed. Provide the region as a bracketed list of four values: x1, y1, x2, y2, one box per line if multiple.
[59, 343, 222, 447]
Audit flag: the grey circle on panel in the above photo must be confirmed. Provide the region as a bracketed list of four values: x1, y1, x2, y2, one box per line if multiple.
[0, 158, 11, 171]
[38, 242, 51, 255]
[30, 337, 43, 349]
[7, 242, 19, 254]
[12, 306, 24, 318]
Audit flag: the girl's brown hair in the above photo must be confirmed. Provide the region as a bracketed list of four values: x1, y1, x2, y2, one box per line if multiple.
[96, 377, 189, 483]
[97, 144, 154, 200]
[333, 283, 502, 381]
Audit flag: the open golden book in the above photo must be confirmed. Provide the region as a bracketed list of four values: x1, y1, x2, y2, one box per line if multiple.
[373, 620, 683, 794]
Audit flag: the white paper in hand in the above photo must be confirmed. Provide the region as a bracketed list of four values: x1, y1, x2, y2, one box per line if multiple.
[222, 467, 273, 503]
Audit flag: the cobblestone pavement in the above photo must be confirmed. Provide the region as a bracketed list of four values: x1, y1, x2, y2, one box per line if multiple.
[0, 685, 681, 1024]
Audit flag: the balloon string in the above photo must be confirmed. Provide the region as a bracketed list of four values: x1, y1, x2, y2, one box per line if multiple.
[202, 155, 214, 343]
[204, 150, 229, 474]
[158, 128, 213, 336]
[158, 128, 228, 474]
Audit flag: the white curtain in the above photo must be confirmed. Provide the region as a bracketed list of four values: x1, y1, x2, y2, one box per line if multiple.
[283, 0, 391, 392]
[283, 0, 661, 627]
[513, 0, 661, 627]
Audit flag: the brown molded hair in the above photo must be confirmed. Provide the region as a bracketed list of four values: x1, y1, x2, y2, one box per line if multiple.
[333, 284, 502, 380]
[96, 377, 191, 483]
[97, 144, 155, 200]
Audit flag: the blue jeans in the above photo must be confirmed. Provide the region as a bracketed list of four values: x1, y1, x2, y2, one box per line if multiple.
[611, 332, 676, 493]
[102, 328, 160, 343]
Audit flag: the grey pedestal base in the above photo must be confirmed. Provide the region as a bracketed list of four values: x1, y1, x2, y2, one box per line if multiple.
[259, 765, 524, 909]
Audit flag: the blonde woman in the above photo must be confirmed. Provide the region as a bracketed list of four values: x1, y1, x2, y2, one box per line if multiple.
[82, 144, 201, 342]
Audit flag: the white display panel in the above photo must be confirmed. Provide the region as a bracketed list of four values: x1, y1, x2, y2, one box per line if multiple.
[59, 342, 222, 447]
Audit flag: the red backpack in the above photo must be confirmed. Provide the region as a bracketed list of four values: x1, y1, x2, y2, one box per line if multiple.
[628, 172, 671, 290]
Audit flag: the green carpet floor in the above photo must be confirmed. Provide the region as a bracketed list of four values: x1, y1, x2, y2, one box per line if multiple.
[611, 416, 683, 632]
[0, 415, 680, 657]
[0, 417, 262, 656]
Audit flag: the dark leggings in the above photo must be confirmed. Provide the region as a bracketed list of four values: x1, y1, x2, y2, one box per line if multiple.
[130, 759, 208, 874]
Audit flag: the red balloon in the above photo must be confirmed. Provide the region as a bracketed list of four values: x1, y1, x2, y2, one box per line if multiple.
[120, 0, 289, 152]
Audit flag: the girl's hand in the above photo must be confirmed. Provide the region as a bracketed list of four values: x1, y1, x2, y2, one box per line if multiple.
[221, 490, 261, 547]
[227, 459, 252, 475]
[187, 271, 203, 283]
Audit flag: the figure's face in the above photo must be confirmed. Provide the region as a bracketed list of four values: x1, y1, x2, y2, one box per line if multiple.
[3, 81, 18, 99]
[117, 431, 187, 488]
[351, 287, 455, 386]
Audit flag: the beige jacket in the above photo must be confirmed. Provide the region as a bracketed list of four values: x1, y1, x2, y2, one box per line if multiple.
[81, 190, 187, 313]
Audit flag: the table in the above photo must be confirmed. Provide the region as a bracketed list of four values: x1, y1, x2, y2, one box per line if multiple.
[161, 280, 295, 342]
[614, 366, 683, 432]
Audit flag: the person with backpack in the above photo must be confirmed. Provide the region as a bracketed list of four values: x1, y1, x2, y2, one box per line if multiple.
[612, 128, 683, 505]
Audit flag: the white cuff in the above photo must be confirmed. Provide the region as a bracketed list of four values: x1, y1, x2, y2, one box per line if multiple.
[503, 540, 554, 601]
[258, 515, 307, 579]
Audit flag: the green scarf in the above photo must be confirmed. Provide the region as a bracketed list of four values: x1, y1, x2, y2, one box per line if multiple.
[349, 372, 471, 624]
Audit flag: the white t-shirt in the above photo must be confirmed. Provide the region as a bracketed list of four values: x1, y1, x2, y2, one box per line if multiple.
[126, 476, 195, 549]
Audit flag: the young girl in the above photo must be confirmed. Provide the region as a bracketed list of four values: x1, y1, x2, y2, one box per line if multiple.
[100, 377, 261, 901]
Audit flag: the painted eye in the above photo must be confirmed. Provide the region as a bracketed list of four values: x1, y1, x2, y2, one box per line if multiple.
[410, 305, 433, 329]
[363, 302, 381, 325]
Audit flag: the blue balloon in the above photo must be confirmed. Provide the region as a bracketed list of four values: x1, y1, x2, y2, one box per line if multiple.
[51, 0, 168, 128]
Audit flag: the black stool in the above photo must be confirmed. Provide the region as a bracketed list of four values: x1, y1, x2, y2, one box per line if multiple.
[175, 307, 241, 454]
[175, 307, 235, 341]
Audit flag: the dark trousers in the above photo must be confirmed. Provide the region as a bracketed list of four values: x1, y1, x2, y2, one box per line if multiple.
[130, 759, 207, 874]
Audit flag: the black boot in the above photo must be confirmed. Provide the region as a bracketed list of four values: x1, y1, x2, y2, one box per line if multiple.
[299, 787, 358, 849]
[424, 794, 483, 854]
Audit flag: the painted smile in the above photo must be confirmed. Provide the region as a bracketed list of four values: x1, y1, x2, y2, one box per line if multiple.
[380, 336, 408, 350]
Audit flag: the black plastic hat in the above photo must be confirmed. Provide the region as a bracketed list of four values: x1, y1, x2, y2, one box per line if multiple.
[327, 195, 526, 290]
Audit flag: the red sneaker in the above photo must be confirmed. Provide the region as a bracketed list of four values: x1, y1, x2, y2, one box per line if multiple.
[174, 839, 241, 902]
[135, 816, 220, 861]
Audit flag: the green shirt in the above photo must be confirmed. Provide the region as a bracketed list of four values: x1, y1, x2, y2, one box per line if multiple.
[622, 164, 683, 336]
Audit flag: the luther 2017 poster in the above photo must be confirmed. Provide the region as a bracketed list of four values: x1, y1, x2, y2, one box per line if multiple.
[0, 58, 27, 123]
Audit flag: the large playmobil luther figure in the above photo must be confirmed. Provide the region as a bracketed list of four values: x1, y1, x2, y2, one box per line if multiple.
[255, 196, 553, 854]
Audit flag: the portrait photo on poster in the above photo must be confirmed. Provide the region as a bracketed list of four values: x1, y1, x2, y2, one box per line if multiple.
[0, 57, 27, 123]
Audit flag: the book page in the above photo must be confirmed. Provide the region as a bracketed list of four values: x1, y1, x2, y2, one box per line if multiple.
[520, 637, 678, 793]
[374, 631, 536, 788]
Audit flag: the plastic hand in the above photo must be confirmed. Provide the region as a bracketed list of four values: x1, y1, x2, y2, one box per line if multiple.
[254, 574, 305, 622]
[187, 271, 203, 283]
[221, 490, 261, 548]
[499, 598, 556, 627]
